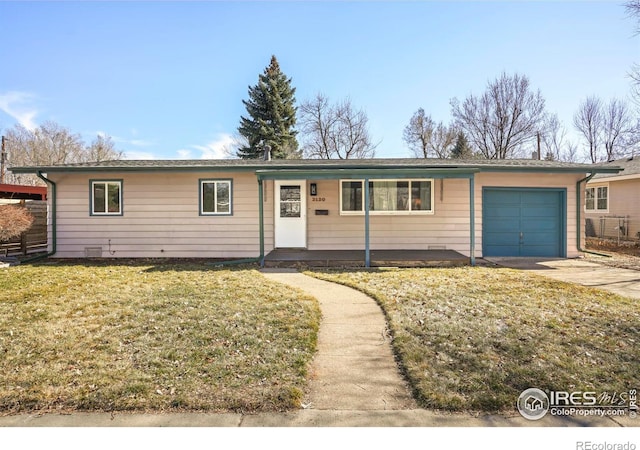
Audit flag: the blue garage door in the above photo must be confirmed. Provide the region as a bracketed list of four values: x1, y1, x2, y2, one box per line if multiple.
[483, 188, 565, 257]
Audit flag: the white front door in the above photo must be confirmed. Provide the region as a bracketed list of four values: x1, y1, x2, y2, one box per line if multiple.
[274, 180, 306, 248]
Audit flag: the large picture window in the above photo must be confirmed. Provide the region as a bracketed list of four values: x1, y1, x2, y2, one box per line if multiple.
[91, 180, 122, 215]
[585, 185, 608, 212]
[340, 179, 433, 215]
[200, 179, 232, 215]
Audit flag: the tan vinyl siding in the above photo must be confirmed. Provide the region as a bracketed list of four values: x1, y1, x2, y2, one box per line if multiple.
[49, 172, 272, 258]
[48, 169, 582, 259]
[306, 178, 472, 254]
[306, 173, 582, 258]
[585, 178, 640, 240]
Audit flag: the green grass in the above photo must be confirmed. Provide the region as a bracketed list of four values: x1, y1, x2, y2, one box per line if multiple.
[307, 267, 640, 413]
[0, 261, 320, 414]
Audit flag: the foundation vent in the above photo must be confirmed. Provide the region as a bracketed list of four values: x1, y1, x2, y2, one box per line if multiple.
[84, 247, 103, 258]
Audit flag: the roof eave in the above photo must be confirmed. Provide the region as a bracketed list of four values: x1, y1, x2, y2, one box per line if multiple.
[8, 162, 623, 175]
[589, 172, 640, 183]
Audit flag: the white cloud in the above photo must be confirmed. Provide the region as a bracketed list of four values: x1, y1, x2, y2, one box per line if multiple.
[177, 149, 192, 159]
[0, 91, 39, 130]
[123, 150, 158, 160]
[129, 139, 153, 147]
[192, 133, 236, 159]
[110, 135, 154, 148]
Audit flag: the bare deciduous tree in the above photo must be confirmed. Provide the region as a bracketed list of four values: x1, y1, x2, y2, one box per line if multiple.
[3, 121, 123, 184]
[450, 72, 547, 159]
[84, 134, 124, 162]
[627, 0, 640, 32]
[402, 108, 432, 157]
[299, 93, 376, 159]
[573, 96, 603, 163]
[574, 96, 635, 162]
[602, 98, 635, 161]
[541, 114, 565, 161]
[402, 108, 456, 158]
[430, 122, 458, 158]
[631, 64, 640, 108]
[540, 113, 579, 162]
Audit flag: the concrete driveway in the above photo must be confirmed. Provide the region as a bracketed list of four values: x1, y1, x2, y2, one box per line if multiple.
[484, 257, 640, 299]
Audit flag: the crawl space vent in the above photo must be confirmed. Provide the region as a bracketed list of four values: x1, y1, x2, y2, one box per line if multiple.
[84, 247, 103, 258]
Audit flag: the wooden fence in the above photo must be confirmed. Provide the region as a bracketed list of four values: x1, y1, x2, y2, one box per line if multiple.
[0, 199, 48, 257]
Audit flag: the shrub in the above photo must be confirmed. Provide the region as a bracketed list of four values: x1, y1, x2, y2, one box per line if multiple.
[0, 204, 35, 242]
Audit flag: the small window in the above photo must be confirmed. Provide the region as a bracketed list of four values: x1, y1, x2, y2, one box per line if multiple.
[597, 186, 608, 211]
[341, 181, 363, 213]
[585, 187, 595, 211]
[340, 179, 433, 215]
[585, 185, 608, 212]
[200, 179, 232, 215]
[91, 180, 122, 215]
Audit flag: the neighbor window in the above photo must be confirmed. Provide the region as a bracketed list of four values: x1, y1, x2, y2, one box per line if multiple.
[585, 185, 608, 212]
[340, 179, 433, 215]
[91, 180, 122, 215]
[200, 179, 232, 215]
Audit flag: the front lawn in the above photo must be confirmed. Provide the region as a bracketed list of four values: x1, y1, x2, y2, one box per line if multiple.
[0, 261, 320, 414]
[308, 267, 640, 413]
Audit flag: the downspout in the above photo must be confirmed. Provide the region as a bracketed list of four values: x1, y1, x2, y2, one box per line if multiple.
[21, 171, 56, 263]
[469, 174, 476, 266]
[364, 177, 370, 268]
[258, 178, 265, 266]
[576, 172, 611, 258]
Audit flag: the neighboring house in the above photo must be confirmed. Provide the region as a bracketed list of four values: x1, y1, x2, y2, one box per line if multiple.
[10, 158, 619, 266]
[0, 183, 47, 200]
[585, 156, 640, 241]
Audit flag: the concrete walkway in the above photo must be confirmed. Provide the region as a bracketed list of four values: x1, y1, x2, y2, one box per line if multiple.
[485, 257, 640, 299]
[261, 268, 416, 411]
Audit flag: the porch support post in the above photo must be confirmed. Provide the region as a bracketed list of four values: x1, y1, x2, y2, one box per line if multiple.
[469, 174, 476, 266]
[258, 179, 265, 267]
[364, 177, 370, 268]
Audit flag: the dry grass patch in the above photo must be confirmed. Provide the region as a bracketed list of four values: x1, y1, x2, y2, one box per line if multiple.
[308, 267, 640, 413]
[0, 261, 320, 415]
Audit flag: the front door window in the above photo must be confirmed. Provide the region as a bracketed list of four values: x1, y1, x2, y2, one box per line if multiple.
[279, 185, 301, 218]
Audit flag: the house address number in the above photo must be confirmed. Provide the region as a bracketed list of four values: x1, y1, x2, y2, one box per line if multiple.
[312, 197, 326, 202]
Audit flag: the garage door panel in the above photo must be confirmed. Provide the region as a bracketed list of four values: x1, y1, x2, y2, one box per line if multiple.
[485, 245, 521, 256]
[487, 221, 522, 233]
[521, 206, 558, 218]
[521, 219, 558, 232]
[521, 192, 555, 204]
[483, 189, 564, 257]
[484, 206, 520, 218]
[521, 245, 559, 257]
[484, 232, 520, 246]
[487, 191, 521, 203]
[523, 230, 557, 245]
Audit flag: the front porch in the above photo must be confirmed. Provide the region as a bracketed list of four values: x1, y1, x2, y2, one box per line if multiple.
[263, 248, 469, 268]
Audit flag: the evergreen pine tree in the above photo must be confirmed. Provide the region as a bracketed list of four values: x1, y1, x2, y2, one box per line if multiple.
[450, 131, 474, 159]
[237, 56, 299, 159]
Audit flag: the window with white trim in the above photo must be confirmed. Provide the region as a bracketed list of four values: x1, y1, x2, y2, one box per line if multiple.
[91, 180, 122, 215]
[585, 185, 608, 212]
[200, 179, 232, 215]
[340, 179, 434, 215]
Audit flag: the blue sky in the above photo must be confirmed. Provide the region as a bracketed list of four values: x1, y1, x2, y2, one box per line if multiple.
[1, 1, 638, 160]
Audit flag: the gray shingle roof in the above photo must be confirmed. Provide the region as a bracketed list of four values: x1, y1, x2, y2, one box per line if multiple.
[10, 157, 621, 174]
[592, 156, 640, 179]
